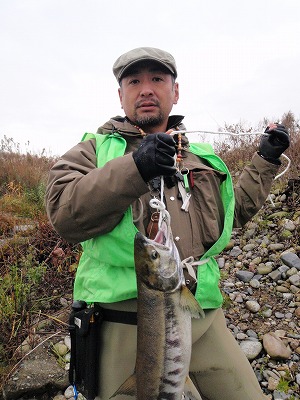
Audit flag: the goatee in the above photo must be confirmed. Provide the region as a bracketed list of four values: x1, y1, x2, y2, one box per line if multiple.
[133, 113, 164, 130]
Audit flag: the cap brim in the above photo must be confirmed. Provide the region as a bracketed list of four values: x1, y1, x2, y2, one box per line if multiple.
[117, 58, 176, 81]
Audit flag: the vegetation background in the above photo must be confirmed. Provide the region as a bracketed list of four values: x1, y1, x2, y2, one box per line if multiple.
[0, 111, 299, 392]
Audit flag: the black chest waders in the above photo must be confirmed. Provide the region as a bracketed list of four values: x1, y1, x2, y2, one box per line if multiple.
[69, 301, 137, 399]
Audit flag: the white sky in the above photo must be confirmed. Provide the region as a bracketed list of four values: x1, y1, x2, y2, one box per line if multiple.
[1, 0, 299, 155]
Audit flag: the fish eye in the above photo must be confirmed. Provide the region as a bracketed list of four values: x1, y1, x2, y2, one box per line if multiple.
[150, 250, 158, 260]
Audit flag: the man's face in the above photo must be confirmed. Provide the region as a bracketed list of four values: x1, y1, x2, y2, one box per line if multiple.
[118, 63, 179, 133]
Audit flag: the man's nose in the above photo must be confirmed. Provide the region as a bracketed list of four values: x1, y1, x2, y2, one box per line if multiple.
[140, 83, 154, 96]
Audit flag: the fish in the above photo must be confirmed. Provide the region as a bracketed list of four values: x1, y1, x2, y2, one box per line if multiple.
[111, 211, 204, 400]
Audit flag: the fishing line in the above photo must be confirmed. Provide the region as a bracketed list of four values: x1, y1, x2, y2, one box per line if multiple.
[170, 129, 291, 181]
[170, 129, 291, 207]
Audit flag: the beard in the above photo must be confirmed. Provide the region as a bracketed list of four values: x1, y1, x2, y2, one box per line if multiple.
[132, 111, 164, 130]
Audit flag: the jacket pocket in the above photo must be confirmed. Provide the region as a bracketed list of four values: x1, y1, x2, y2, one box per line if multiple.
[186, 161, 226, 250]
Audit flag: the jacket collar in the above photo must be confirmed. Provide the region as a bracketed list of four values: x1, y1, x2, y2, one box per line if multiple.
[97, 115, 186, 135]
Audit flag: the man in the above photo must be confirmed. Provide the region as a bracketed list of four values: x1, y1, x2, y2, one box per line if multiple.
[45, 47, 290, 400]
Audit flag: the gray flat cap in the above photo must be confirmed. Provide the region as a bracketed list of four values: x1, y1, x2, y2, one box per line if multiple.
[113, 47, 177, 82]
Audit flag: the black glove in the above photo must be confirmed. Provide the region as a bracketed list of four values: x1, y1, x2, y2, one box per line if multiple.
[133, 133, 176, 182]
[258, 124, 290, 164]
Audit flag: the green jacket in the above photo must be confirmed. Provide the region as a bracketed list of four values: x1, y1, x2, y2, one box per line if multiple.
[73, 132, 235, 309]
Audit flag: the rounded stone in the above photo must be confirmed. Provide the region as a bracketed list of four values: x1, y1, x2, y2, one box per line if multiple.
[246, 300, 261, 313]
[240, 340, 263, 360]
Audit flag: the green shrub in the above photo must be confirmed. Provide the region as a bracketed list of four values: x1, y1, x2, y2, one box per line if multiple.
[0, 248, 47, 366]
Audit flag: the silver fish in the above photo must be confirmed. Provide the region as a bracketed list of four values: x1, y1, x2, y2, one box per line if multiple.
[111, 217, 204, 400]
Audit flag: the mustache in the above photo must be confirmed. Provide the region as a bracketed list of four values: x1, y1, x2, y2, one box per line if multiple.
[135, 99, 160, 108]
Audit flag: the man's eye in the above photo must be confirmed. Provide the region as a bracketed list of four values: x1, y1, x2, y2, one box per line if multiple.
[153, 77, 163, 82]
[129, 79, 139, 85]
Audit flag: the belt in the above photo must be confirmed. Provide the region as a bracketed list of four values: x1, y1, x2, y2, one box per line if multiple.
[98, 306, 137, 325]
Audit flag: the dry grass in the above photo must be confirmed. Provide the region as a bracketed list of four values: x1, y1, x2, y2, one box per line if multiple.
[0, 137, 79, 388]
[0, 136, 56, 197]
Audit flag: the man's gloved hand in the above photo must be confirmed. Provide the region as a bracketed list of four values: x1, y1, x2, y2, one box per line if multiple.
[133, 133, 176, 182]
[258, 123, 290, 164]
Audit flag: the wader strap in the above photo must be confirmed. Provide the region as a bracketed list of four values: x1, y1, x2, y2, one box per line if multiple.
[182, 257, 209, 294]
[98, 306, 137, 325]
[182, 257, 209, 281]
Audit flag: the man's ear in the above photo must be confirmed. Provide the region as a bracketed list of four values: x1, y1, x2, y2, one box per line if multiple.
[118, 87, 123, 107]
[174, 82, 179, 105]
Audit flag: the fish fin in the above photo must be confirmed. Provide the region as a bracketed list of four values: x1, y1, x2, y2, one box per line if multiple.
[180, 285, 205, 319]
[183, 375, 203, 400]
[109, 373, 136, 398]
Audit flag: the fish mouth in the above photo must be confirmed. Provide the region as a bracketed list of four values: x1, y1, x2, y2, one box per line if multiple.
[152, 217, 170, 245]
[135, 231, 167, 249]
[135, 209, 173, 255]
[135, 230, 170, 254]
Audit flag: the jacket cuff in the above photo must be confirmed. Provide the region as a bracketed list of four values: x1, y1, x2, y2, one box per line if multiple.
[252, 152, 280, 175]
[257, 151, 281, 165]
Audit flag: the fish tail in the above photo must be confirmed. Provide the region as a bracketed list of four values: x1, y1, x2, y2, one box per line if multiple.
[183, 375, 203, 400]
[109, 373, 136, 399]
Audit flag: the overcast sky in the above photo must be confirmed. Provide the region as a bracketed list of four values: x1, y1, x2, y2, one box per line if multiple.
[1, 0, 299, 155]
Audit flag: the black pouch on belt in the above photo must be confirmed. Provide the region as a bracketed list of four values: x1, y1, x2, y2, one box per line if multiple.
[69, 301, 103, 400]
